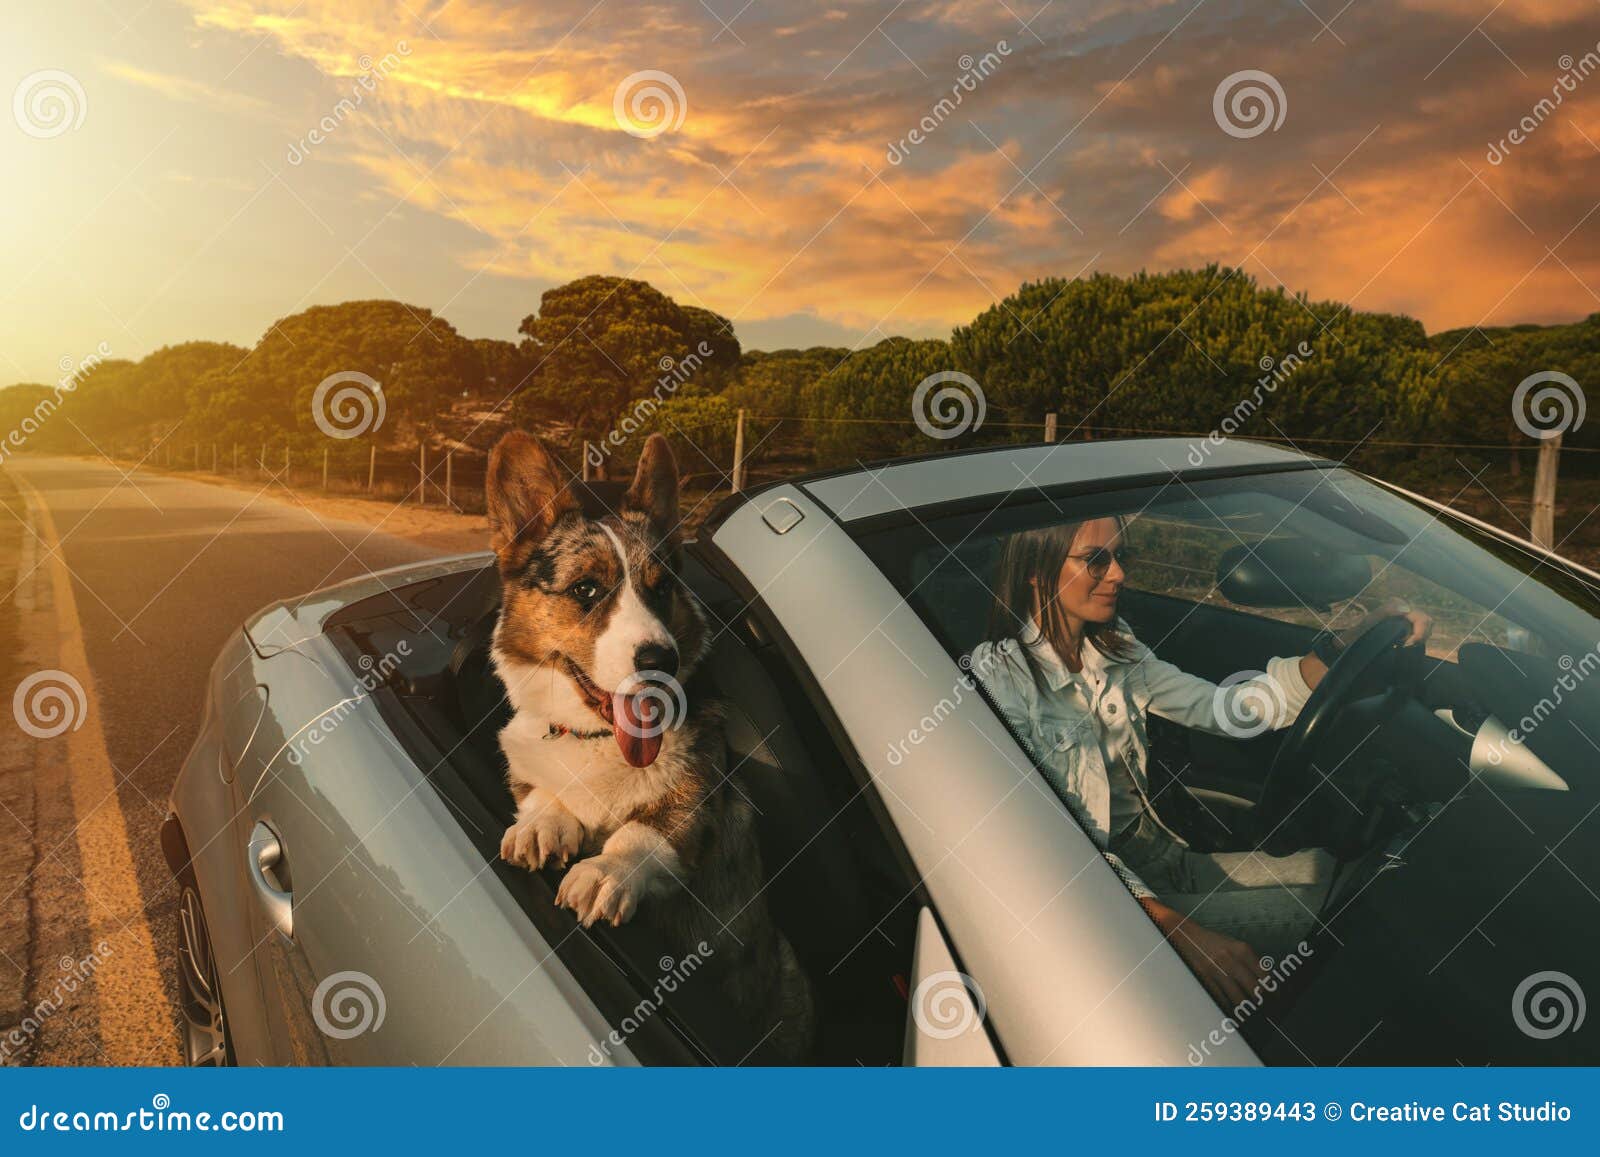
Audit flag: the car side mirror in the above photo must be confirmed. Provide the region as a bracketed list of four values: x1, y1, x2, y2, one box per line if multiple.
[1216, 537, 1371, 611]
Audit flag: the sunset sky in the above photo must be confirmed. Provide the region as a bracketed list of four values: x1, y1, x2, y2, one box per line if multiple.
[5, 0, 1600, 383]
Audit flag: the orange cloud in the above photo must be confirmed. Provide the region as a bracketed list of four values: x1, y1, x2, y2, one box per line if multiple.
[171, 0, 1600, 341]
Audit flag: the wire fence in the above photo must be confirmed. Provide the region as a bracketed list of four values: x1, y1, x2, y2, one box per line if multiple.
[136, 439, 491, 512]
[122, 407, 1592, 539]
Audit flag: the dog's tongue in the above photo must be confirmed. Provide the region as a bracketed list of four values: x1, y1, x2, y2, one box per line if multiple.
[613, 689, 664, 768]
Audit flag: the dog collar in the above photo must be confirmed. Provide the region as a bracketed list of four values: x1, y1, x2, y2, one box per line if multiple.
[544, 722, 613, 741]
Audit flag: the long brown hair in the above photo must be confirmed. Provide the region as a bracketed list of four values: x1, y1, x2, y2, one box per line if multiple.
[985, 516, 1132, 685]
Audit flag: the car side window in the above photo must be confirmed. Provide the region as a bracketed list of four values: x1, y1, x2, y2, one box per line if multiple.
[333, 555, 924, 1065]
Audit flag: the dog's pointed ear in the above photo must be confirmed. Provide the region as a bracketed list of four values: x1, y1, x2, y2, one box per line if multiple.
[486, 431, 578, 556]
[624, 433, 679, 534]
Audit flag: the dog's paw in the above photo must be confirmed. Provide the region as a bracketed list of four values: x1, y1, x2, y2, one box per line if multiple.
[554, 855, 642, 927]
[500, 806, 585, 870]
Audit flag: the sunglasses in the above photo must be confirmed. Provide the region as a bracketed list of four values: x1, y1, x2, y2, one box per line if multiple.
[1068, 546, 1132, 580]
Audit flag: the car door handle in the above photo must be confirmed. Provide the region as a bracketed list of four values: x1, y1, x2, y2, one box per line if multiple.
[247, 822, 293, 938]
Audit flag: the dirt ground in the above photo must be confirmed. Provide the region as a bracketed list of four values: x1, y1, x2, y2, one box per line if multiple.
[91, 457, 494, 557]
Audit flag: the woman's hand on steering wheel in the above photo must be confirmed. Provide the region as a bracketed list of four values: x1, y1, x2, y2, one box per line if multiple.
[1302, 598, 1433, 689]
[1340, 597, 1433, 651]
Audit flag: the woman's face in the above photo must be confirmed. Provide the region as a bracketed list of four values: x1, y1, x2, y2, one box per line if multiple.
[1043, 517, 1126, 625]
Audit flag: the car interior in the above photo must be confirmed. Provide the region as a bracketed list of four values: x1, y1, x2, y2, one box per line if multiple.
[860, 470, 1600, 1065]
[322, 549, 921, 1066]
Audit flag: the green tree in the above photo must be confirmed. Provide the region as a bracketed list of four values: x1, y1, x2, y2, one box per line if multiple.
[1436, 314, 1600, 465]
[629, 390, 743, 471]
[515, 276, 741, 446]
[126, 342, 246, 424]
[802, 337, 965, 465]
[190, 300, 475, 446]
[953, 266, 1447, 453]
[470, 338, 533, 399]
[729, 346, 850, 418]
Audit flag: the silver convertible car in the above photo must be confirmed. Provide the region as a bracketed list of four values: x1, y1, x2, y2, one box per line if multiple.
[162, 438, 1600, 1066]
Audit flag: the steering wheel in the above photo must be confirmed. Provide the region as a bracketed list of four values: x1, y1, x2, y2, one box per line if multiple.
[1255, 616, 1421, 827]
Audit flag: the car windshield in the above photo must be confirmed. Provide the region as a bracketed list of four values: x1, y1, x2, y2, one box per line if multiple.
[855, 463, 1600, 1065]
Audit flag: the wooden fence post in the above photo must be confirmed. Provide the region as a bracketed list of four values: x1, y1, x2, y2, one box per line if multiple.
[1044, 413, 1058, 443]
[368, 443, 376, 492]
[731, 409, 747, 493]
[445, 452, 454, 511]
[322, 447, 330, 491]
[1531, 432, 1562, 549]
[419, 443, 427, 505]
[284, 445, 290, 477]
[259, 443, 266, 477]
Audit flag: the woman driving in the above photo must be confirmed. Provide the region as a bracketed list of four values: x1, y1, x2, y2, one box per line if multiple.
[968, 514, 1431, 1009]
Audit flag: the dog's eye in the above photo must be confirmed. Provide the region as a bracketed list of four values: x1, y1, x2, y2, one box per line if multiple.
[567, 579, 601, 604]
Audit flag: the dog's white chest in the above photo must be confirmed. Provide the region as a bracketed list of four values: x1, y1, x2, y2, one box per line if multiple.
[499, 711, 675, 833]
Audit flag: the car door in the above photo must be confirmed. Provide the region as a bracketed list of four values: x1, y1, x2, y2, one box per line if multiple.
[231, 604, 622, 1065]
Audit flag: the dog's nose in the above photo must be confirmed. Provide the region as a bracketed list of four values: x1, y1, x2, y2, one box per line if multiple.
[634, 643, 679, 678]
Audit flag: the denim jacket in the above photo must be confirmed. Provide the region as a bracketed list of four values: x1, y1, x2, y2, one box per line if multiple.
[967, 620, 1313, 899]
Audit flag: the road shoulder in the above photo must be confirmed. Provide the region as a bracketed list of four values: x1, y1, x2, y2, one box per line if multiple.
[1, 468, 179, 1065]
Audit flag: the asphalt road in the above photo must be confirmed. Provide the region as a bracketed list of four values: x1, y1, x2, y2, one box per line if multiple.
[7, 456, 472, 1062]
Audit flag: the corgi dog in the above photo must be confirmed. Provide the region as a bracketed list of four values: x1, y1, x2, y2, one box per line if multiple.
[484, 430, 814, 1061]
